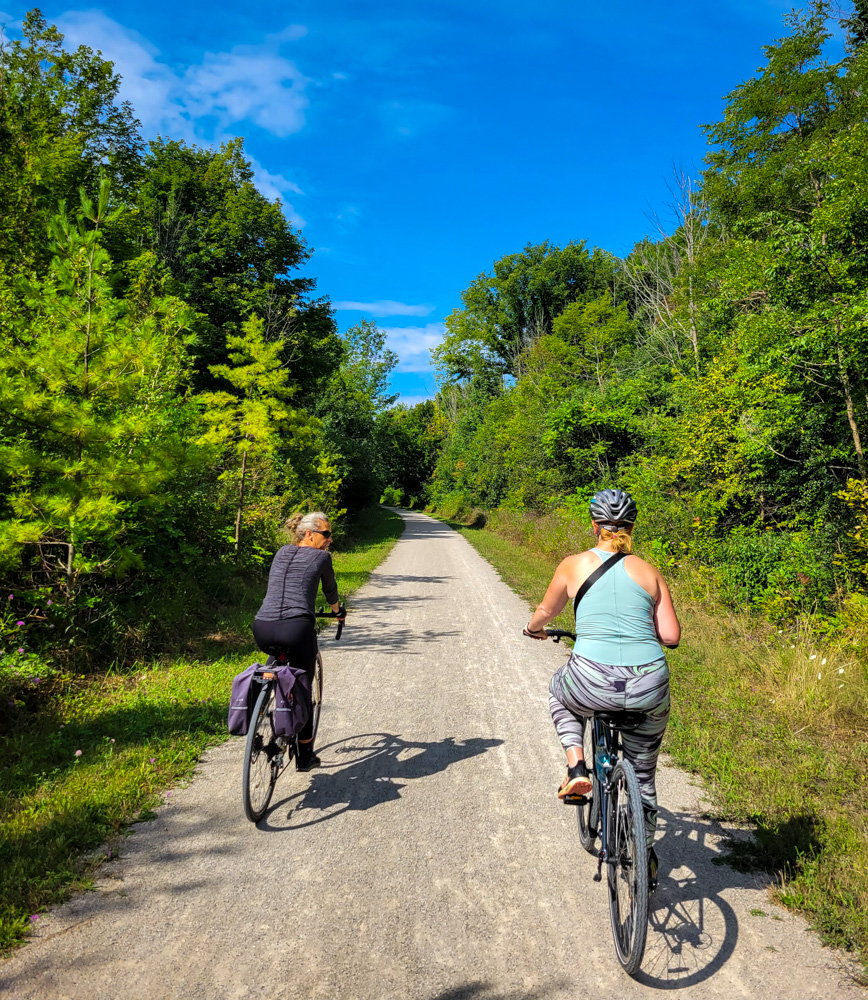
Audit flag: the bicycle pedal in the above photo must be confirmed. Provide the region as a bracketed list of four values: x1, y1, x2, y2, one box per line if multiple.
[562, 794, 587, 805]
[593, 872, 602, 882]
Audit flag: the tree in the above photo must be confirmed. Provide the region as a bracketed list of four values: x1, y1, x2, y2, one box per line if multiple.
[316, 321, 398, 510]
[0, 180, 197, 587]
[136, 138, 340, 386]
[196, 316, 323, 556]
[433, 241, 614, 380]
[0, 9, 142, 273]
[376, 401, 442, 501]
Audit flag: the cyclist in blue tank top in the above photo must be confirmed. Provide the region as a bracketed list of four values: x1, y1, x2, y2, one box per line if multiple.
[523, 489, 680, 884]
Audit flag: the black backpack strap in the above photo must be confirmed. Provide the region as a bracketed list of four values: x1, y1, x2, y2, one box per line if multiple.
[573, 551, 628, 615]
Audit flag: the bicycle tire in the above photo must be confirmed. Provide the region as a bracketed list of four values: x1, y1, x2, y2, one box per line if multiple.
[576, 719, 598, 853]
[242, 682, 280, 822]
[606, 758, 649, 976]
[309, 652, 323, 743]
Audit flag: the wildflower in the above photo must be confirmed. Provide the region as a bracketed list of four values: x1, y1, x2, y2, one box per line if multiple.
[17, 648, 23, 654]
[166, 791, 172, 797]
[186, 688, 191, 693]
[839, 684, 844, 689]
[74, 749, 82, 757]
[7, 594, 12, 600]
[822, 658, 827, 666]
[60, 724, 65, 728]
[809, 654, 816, 661]
[110, 738, 115, 743]
[838, 668, 844, 674]
[818, 672, 822, 680]
[789, 645, 795, 649]
[46, 600, 52, 607]
[149, 757, 155, 764]
[29, 914, 38, 922]
[15, 620, 23, 627]
[107, 849, 112, 859]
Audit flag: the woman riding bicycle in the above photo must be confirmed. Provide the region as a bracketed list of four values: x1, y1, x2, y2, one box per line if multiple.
[523, 488, 680, 877]
[252, 511, 345, 771]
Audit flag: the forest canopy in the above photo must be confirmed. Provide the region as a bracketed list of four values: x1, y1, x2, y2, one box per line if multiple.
[0, 10, 401, 668]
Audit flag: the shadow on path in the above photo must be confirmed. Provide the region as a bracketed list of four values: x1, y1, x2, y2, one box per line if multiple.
[630, 804, 762, 989]
[260, 732, 503, 831]
[428, 981, 568, 1000]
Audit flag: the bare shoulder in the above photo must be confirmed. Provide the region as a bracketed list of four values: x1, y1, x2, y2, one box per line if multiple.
[623, 553, 662, 597]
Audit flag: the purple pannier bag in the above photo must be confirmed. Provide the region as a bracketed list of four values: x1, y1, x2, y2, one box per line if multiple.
[227, 663, 311, 738]
[272, 665, 310, 738]
[228, 663, 264, 736]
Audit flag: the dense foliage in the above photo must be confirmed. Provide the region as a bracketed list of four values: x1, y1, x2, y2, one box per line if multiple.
[0, 11, 398, 681]
[415, 1, 868, 631]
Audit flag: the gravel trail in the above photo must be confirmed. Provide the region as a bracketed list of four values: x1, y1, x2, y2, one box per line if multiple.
[2, 510, 859, 999]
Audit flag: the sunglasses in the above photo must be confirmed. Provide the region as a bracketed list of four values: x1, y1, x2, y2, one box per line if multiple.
[310, 529, 332, 539]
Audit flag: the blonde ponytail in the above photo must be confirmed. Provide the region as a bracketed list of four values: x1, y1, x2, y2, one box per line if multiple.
[598, 526, 633, 554]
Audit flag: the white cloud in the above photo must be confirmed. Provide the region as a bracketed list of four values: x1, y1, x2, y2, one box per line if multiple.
[392, 394, 435, 408]
[332, 300, 434, 317]
[53, 11, 309, 221]
[56, 11, 309, 140]
[381, 322, 446, 373]
[247, 157, 306, 226]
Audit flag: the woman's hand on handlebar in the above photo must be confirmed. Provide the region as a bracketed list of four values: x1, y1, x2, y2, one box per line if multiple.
[523, 624, 548, 640]
[331, 602, 346, 622]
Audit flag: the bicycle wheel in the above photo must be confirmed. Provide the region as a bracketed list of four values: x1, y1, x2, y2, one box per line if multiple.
[242, 682, 280, 822]
[308, 652, 324, 743]
[606, 758, 649, 976]
[576, 718, 598, 853]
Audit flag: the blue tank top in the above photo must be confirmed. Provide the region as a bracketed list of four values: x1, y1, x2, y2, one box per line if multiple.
[572, 549, 663, 666]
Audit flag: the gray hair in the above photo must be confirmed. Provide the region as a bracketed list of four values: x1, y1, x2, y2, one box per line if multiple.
[285, 511, 329, 543]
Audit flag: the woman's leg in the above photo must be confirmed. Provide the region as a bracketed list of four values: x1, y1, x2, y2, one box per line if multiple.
[251, 617, 318, 761]
[549, 655, 621, 795]
[621, 661, 670, 842]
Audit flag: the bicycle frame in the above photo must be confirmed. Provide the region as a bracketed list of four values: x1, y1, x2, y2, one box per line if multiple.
[590, 714, 620, 882]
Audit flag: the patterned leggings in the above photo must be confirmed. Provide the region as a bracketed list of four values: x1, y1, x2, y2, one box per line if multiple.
[549, 654, 670, 841]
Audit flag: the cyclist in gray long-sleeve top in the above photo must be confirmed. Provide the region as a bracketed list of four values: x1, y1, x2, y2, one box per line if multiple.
[252, 511, 344, 771]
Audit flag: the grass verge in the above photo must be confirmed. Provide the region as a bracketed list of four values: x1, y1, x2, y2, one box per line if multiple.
[439, 511, 868, 979]
[0, 505, 403, 954]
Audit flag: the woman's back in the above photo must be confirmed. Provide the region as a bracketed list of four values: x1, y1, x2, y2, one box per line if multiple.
[572, 549, 663, 666]
[255, 545, 337, 621]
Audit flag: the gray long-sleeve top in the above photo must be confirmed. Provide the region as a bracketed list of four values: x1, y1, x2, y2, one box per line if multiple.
[254, 545, 339, 621]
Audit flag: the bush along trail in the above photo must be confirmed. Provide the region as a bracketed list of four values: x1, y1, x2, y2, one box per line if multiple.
[438, 508, 868, 980]
[0, 507, 403, 954]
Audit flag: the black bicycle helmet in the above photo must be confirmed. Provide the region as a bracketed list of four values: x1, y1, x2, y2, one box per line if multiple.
[589, 488, 637, 531]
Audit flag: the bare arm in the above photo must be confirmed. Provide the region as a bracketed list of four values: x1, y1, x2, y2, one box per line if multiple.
[654, 576, 681, 648]
[524, 559, 574, 639]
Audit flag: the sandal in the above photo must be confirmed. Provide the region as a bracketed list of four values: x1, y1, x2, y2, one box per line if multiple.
[558, 760, 592, 800]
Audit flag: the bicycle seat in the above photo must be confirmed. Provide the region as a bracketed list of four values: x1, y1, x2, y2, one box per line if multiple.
[592, 710, 645, 730]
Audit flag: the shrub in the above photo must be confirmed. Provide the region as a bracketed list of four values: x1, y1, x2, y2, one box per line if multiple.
[379, 485, 404, 506]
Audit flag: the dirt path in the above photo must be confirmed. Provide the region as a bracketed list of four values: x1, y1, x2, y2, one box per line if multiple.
[2, 510, 859, 999]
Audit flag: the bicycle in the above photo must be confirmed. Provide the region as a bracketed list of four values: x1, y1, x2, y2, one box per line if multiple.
[547, 627, 650, 976]
[242, 607, 344, 823]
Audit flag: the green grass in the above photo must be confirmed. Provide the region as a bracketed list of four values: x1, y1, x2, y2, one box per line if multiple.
[441, 511, 868, 979]
[0, 506, 403, 953]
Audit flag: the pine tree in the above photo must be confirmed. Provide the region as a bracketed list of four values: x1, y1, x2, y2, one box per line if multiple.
[196, 316, 321, 556]
[0, 179, 197, 588]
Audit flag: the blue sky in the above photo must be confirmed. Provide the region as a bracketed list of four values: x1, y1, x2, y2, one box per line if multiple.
[0, 1, 829, 402]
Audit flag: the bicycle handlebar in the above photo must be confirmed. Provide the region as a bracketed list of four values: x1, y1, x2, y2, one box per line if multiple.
[316, 605, 346, 640]
[545, 628, 577, 644]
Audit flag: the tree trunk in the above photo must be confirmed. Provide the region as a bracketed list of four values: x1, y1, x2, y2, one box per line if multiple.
[838, 345, 867, 479]
[688, 276, 700, 373]
[234, 450, 248, 560]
